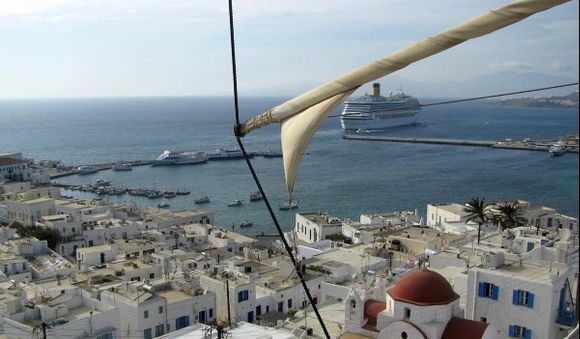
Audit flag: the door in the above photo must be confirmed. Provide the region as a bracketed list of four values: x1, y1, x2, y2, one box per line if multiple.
[256, 305, 262, 316]
[198, 310, 206, 323]
[175, 315, 190, 330]
[247, 311, 254, 323]
[100, 252, 106, 264]
[277, 302, 283, 312]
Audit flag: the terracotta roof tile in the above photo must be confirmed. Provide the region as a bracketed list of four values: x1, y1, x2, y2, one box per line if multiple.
[387, 269, 459, 306]
[442, 317, 488, 339]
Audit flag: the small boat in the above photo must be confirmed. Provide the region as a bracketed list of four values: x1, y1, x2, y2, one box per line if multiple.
[176, 190, 191, 195]
[262, 149, 282, 158]
[96, 179, 111, 186]
[148, 191, 161, 199]
[164, 191, 177, 198]
[77, 166, 98, 174]
[549, 140, 566, 157]
[107, 187, 127, 195]
[194, 195, 210, 204]
[249, 191, 263, 201]
[113, 163, 133, 171]
[239, 220, 253, 227]
[157, 202, 170, 208]
[227, 199, 243, 207]
[279, 201, 299, 210]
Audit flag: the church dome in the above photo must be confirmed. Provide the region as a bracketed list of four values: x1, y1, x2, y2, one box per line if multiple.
[387, 269, 459, 306]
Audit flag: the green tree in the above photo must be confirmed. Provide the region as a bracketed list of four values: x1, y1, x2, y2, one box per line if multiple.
[495, 202, 528, 232]
[16, 226, 62, 251]
[464, 197, 491, 245]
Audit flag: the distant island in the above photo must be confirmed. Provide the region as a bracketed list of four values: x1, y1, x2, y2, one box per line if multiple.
[493, 91, 579, 108]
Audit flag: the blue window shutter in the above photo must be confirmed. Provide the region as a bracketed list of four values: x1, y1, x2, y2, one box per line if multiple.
[513, 290, 519, 305]
[527, 293, 534, 308]
[492, 285, 499, 300]
[478, 282, 485, 297]
[524, 328, 532, 339]
[509, 325, 516, 337]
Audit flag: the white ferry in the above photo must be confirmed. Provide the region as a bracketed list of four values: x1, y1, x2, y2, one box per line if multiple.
[340, 83, 420, 131]
[152, 150, 209, 166]
[549, 140, 566, 157]
[77, 165, 98, 174]
[208, 148, 245, 160]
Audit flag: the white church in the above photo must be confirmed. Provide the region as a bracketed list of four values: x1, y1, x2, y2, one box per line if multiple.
[344, 268, 501, 339]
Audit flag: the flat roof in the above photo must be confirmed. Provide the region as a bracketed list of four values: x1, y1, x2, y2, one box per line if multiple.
[299, 212, 342, 226]
[476, 260, 569, 283]
[429, 203, 469, 216]
[389, 227, 466, 243]
[0, 158, 27, 166]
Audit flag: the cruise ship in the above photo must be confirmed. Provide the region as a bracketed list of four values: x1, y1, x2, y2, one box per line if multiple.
[152, 150, 209, 166]
[340, 83, 420, 131]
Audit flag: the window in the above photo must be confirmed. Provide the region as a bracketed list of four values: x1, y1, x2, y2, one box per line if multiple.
[96, 332, 114, 339]
[404, 307, 411, 319]
[509, 325, 531, 338]
[513, 289, 534, 308]
[158, 306, 164, 314]
[144, 328, 153, 339]
[288, 299, 293, 309]
[238, 290, 249, 302]
[480, 317, 487, 323]
[144, 310, 149, 319]
[478, 282, 499, 300]
[150, 273, 155, 279]
[155, 324, 165, 337]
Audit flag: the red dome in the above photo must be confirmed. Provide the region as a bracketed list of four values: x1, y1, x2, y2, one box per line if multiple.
[387, 269, 459, 306]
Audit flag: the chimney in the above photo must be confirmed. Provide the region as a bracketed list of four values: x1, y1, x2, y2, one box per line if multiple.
[372, 83, 380, 96]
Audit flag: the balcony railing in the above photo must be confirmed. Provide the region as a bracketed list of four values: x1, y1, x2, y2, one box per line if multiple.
[556, 310, 575, 327]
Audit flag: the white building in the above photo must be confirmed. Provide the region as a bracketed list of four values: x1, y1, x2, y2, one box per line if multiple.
[0, 156, 33, 182]
[142, 209, 213, 230]
[465, 252, 576, 339]
[200, 272, 256, 323]
[100, 277, 215, 339]
[76, 244, 119, 268]
[3, 282, 120, 339]
[427, 203, 469, 228]
[1, 196, 56, 226]
[295, 212, 343, 243]
[343, 210, 421, 244]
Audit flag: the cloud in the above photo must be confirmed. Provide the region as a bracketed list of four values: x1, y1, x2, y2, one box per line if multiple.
[488, 61, 532, 71]
[549, 61, 572, 72]
[0, 0, 224, 25]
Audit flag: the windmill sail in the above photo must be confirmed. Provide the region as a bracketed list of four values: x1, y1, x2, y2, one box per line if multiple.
[237, 0, 569, 196]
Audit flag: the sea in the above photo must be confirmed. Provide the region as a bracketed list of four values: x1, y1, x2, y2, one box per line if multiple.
[0, 97, 578, 235]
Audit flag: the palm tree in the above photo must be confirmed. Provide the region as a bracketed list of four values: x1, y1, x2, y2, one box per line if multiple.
[495, 202, 528, 232]
[464, 197, 491, 245]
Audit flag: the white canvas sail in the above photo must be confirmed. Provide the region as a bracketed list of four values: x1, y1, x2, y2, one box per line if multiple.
[238, 0, 569, 196]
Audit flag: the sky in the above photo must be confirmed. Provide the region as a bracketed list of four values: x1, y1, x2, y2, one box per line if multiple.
[0, 0, 578, 98]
